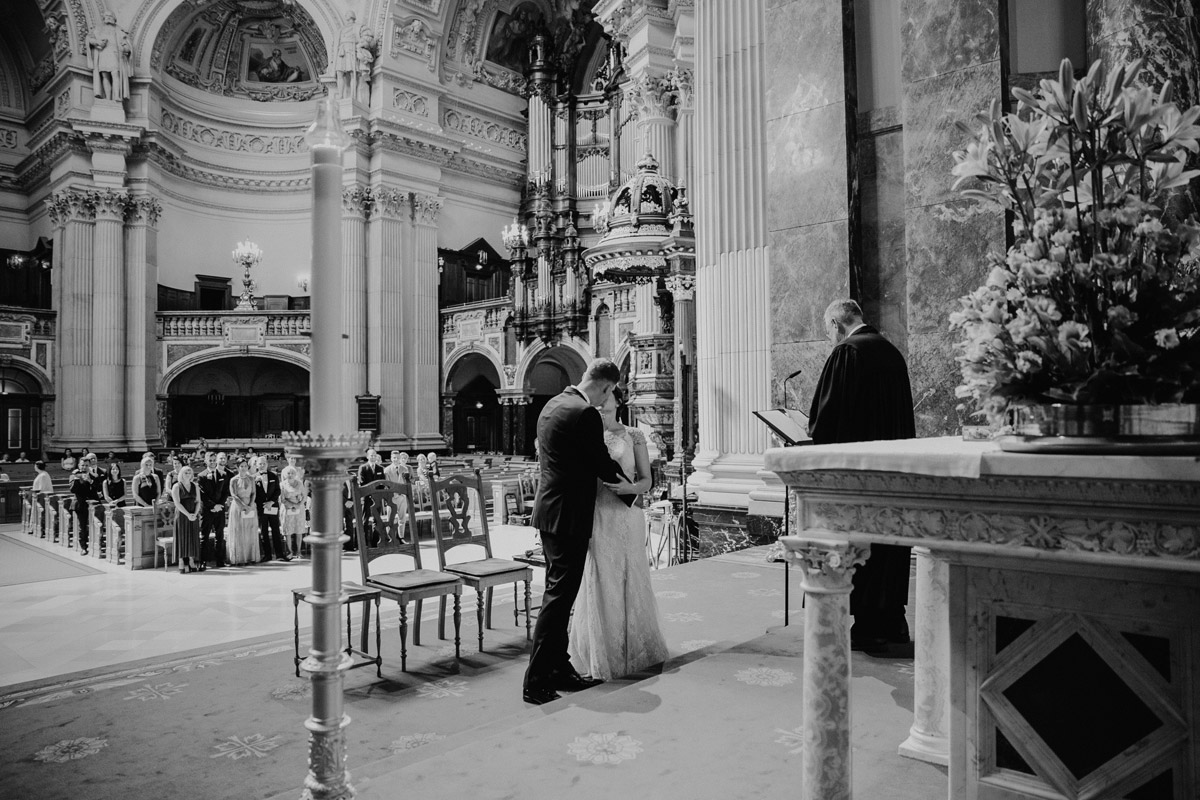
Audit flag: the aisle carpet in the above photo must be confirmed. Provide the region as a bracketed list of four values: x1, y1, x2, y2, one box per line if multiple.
[0, 533, 103, 587]
[0, 551, 942, 800]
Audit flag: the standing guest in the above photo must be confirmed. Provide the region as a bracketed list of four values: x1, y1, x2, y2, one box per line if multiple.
[198, 452, 230, 568]
[414, 453, 430, 485]
[225, 458, 260, 565]
[61, 449, 77, 471]
[384, 451, 409, 483]
[426, 452, 441, 481]
[163, 456, 183, 494]
[131, 457, 163, 506]
[808, 299, 916, 654]
[254, 456, 291, 561]
[280, 466, 307, 558]
[68, 453, 104, 555]
[102, 462, 126, 506]
[286, 454, 305, 483]
[215, 451, 233, 497]
[32, 460, 53, 536]
[357, 448, 385, 485]
[15, 451, 30, 463]
[171, 465, 203, 573]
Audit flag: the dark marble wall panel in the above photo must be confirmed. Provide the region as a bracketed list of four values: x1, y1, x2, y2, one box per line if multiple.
[900, 0, 1001, 83]
[1089, 16, 1200, 105]
[769, 220, 851, 343]
[903, 61, 1004, 209]
[691, 504, 779, 557]
[906, 331, 963, 437]
[765, 0, 846, 120]
[904, 199, 1004, 335]
[771, 340, 834, 412]
[858, 127, 907, 349]
[767, 103, 850, 232]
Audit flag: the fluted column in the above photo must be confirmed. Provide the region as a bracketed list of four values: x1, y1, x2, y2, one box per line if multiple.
[628, 74, 677, 181]
[634, 283, 662, 334]
[47, 190, 96, 448]
[666, 272, 696, 479]
[411, 193, 444, 450]
[342, 185, 370, 421]
[783, 536, 870, 800]
[674, 71, 695, 191]
[691, 0, 772, 507]
[367, 189, 409, 443]
[124, 195, 161, 451]
[91, 190, 127, 445]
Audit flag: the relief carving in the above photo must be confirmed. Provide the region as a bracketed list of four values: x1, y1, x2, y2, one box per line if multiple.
[442, 108, 526, 150]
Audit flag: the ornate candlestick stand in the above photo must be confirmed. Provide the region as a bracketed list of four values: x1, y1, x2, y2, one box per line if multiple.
[284, 97, 364, 800]
[232, 240, 261, 311]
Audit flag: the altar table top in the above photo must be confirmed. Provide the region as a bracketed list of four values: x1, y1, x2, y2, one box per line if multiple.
[765, 436, 1200, 483]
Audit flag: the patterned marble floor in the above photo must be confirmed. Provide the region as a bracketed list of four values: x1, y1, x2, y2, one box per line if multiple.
[0, 522, 543, 689]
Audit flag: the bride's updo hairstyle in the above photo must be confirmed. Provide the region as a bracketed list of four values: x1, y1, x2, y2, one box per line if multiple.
[611, 386, 625, 403]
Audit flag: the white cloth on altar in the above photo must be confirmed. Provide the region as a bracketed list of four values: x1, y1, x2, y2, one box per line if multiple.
[769, 437, 997, 479]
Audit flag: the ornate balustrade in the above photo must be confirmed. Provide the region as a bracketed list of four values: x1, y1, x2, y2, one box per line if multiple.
[157, 310, 312, 378]
[158, 310, 311, 339]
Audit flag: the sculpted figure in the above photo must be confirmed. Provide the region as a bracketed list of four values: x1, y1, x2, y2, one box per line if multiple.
[335, 11, 360, 99]
[87, 10, 132, 102]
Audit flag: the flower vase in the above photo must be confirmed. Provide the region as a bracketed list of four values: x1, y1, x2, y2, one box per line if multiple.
[998, 403, 1200, 454]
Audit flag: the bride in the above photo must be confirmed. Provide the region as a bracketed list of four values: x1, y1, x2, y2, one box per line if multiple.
[568, 387, 669, 680]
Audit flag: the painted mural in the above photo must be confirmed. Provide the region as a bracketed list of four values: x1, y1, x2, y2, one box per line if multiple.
[484, 2, 545, 73]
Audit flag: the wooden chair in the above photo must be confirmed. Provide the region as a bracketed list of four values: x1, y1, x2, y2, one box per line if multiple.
[153, 502, 176, 571]
[429, 470, 533, 651]
[352, 479, 462, 672]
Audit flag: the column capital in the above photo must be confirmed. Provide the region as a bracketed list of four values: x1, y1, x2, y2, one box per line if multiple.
[411, 192, 443, 225]
[783, 537, 870, 593]
[626, 72, 679, 121]
[124, 194, 162, 227]
[342, 185, 372, 219]
[370, 187, 409, 219]
[93, 189, 130, 221]
[665, 273, 695, 301]
[46, 188, 97, 225]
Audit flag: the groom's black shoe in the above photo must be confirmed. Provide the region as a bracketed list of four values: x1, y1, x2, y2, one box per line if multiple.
[523, 686, 560, 705]
[553, 672, 604, 692]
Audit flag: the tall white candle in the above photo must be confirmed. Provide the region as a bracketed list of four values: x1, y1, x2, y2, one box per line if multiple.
[310, 144, 344, 434]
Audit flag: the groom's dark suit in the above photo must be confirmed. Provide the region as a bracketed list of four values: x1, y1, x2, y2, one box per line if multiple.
[524, 386, 624, 695]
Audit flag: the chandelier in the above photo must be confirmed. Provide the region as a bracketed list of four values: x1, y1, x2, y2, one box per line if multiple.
[232, 240, 262, 310]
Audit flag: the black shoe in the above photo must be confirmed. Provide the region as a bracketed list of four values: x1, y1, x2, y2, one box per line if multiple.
[553, 672, 604, 692]
[523, 686, 560, 705]
[279, 555, 293, 562]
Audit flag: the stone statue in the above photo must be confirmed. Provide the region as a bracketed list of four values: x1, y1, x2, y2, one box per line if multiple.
[87, 10, 132, 102]
[355, 30, 376, 104]
[335, 11, 360, 99]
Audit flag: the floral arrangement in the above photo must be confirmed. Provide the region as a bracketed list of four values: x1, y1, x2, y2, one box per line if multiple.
[232, 240, 262, 268]
[948, 58, 1200, 424]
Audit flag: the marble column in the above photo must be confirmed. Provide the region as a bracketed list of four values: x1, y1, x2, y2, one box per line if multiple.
[1087, 0, 1200, 105]
[765, 0, 860, 417]
[513, 397, 530, 456]
[367, 189, 409, 444]
[342, 186, 370, 427]
[90, 190, 127, 447]
[672, 68, 695, 191]
[441, 393, 456, 449]
[901, 0, 1005, 437]
[784, 536, 870, 800]
[628, 73, 677, 181]
[898, 547, 951, 766]
[665, 272, 696, 479]
[123, 195, 161, 451]
[411, 194, 445, 450]
[691, 0, 773, 508]
[47, 189, 96, 448]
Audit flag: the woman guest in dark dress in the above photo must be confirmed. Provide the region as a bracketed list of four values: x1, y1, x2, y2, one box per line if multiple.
[172, 465, 203, 573]
[131, 457, 162, 507]
[102, 463, 126, 506]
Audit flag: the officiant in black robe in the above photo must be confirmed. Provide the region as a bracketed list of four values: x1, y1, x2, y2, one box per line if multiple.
[809, 299, 916, 654]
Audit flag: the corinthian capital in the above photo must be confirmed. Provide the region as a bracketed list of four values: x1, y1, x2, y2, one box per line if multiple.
[664, 273, 695, 301]
[412, 193, 443, 225]
[626, 73, 678, 121]
[342, 185, 372, 218]
[125, 195, 163, 226]
[93, 189, 131, 221]
[46, 188, 97, 225]
[370, 187, 409, 219]
[782, 537, 870, 593]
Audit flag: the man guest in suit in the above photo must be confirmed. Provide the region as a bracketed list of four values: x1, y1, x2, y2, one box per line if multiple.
[253, 456, 291, 562]
[523, 358, 626, 705]
[356, 448, 387, 546]
[809, 299, 916, 654]
[198, 452, 230, 568]
[68, 453, 104, 555]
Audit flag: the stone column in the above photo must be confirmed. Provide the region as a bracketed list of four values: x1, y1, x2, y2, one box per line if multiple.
[441, 393, 456, 449]
[342, 186, 370, 425]
[665, 271, 696, 479]
[628, 74, 677, 181]
[898, 547, 951, 766]
[91, 190, 128, 446]
[901, 1, 1005, 436]
[691, 0, 773, 507]
[783, 536, 870, 800]
[123, 195, 161, 451]
[513, 396, 530, 456]
[628, 332, 675, 461]
[367, 189, 409, 444]
[411, 194, 445, 450]
[1088, 0, 1200, 105]
[47, 189, 96, 448]
[672, 68, 695, 191]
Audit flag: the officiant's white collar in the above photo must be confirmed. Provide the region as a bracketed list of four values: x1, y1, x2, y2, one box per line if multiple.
[845, 322, 867, 337]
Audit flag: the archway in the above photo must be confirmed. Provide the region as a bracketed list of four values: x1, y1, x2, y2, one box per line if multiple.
[166, 356, 309, 444]
[523, 345, 587, 453]
[0, 364, 44, 460]
[446, 353, 502, 454]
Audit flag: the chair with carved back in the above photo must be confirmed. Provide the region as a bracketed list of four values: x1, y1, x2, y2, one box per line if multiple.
[429, 470, 533, 651]
[352, 479, 462, 671]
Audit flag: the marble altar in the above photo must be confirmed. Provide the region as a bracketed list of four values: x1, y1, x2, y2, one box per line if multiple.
[767, 437, 1199, 800]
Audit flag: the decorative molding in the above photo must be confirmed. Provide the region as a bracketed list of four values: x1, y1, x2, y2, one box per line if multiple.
[159, 109, 308, 155]
[664, 273, 695, 300]
[442, 107, 526, 150]
[412, 193, 443, 225]
[342, 185, 372, 218]
[92, 189, 129, 220]
[783, 539, 870, 592]
[125, 195, 163, 226]
[805, 501, 1200, 563]
[391, 17, 437, 71]
[625, 72, 678, 120]
[370, 187, 409, 219]
[0, 127, 18, 150]
[392, 88, 430, 117]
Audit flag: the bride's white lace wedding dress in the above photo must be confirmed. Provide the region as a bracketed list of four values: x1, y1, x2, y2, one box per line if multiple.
[568, 425, 669, 680]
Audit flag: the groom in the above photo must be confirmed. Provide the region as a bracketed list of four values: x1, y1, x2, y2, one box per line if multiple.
[523, 358, 627, 705]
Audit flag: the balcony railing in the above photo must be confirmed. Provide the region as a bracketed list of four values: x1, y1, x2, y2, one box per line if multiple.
[440, 297, 512, 337]
[158, 310, 311, 339]
[0, 305, 56, 338]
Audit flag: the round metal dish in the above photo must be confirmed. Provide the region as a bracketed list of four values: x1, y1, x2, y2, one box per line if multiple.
[995, 435, 1200, 456]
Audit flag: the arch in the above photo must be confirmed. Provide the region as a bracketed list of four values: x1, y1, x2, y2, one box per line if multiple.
[444, 349, 503, 393]
[158, 346, 310, 395]
[164, 354, 310, 444]
[443, 343, 505, 392]
[516, 342, 587, 393]
[0, 360, 49, 395]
